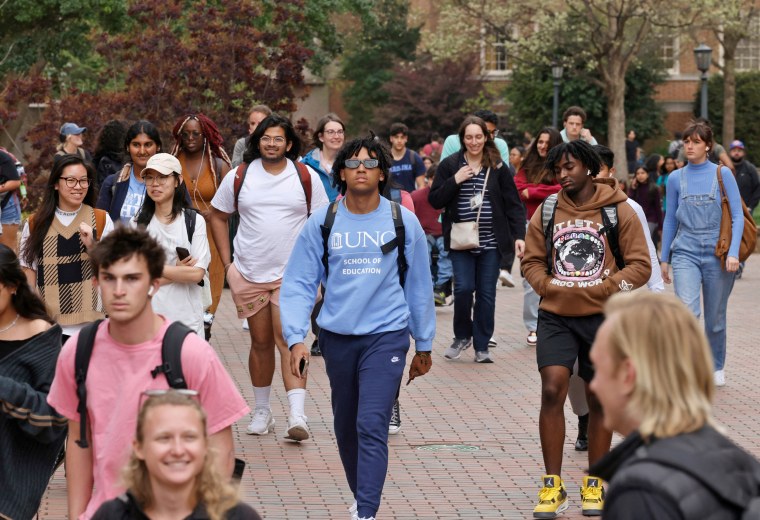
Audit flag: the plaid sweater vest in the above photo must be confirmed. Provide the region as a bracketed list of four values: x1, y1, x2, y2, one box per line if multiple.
[37, 206, 104, 325]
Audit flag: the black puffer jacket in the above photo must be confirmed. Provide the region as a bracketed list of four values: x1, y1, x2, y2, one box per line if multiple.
[591, 426, 760, 519]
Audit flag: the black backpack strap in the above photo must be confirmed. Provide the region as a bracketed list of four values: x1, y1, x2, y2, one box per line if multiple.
[74, 319, 104, 448]
[541, 194, 558, 275]
[599, 205, 625, 270]
[150, 321, 194, 389]
[320, 201, 339, 280]
[184, 208, 196, 245]
[380, 201, 407, 287]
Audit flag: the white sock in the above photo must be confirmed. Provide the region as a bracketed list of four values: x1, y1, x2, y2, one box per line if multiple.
[287, 388, 306, 417]
[253, 386, 271, 410]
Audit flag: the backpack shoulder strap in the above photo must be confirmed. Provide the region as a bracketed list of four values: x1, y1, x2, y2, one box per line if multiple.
[294, 161, 313, 216]
[378, 202, 407, 287]
[233, 163, 248, 212]
[93, 208, 107, 242]
[541, 194, 558, 275]
[74, 319, 104, 448]
[391, 201, 407, 287]
[600, 205, 625, 270]
[150, 321, 194, 389]
[183, 208, 197, 244]
[320, 201, 340, 280]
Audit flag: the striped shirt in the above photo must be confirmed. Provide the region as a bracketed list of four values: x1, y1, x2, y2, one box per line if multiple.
[456, 165, 497, 251]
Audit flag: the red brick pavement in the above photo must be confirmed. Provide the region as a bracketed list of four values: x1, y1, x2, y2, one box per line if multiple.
[38, 257, 760, 519]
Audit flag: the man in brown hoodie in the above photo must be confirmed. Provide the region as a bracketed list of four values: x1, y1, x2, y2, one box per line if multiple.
[521, 140, 651, 518]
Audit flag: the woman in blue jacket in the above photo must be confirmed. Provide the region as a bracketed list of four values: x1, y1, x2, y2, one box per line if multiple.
[97, 120, 162, 223]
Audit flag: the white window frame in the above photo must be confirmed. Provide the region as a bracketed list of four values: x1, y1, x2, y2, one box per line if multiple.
[736, 16, 760, 71]
[660, 36, 680, 76]
[480, 26, 517, 77]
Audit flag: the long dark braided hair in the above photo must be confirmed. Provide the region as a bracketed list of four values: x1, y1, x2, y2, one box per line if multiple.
[170, 114, 231, 189]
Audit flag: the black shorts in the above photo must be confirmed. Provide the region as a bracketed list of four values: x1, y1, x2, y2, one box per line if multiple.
[536, 309, 605, 383]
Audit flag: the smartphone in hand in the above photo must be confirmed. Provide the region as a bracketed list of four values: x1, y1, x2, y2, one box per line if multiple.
[176, 247, 190, 261]
[299, 357, 308, 378]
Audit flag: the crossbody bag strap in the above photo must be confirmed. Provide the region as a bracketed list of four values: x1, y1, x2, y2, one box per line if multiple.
[716, 164, 728, 200]
[474, 167, 491, 224]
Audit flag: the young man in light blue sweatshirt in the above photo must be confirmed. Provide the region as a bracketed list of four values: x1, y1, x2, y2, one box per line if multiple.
[281, 135, 435, 520]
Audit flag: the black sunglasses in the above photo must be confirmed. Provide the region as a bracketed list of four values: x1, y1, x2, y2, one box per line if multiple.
[344, 158, 379, 169]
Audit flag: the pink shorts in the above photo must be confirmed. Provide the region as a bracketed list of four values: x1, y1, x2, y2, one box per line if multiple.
[227, 264, 281, 319]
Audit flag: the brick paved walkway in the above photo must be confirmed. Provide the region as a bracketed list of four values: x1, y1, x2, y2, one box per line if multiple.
[38, 257, 760, 519]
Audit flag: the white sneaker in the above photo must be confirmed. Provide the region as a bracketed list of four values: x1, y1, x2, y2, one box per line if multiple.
[349, 501, 358, 520]
[499, 269, 515, 287]
[285, 414, 310, 441]
[242, 319, 250, 331]
[246, 407, 274, 435]
[714, 370, 726, 387]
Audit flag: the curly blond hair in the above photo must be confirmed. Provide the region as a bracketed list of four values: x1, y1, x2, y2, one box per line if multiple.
[122, 392, 239, 520]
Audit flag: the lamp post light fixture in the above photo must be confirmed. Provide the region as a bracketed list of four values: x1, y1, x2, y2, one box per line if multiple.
[551, 61, 564, 129]
[694, 43, 712, 119]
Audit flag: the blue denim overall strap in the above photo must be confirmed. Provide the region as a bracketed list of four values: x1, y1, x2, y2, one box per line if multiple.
[675, 166, 721, 238]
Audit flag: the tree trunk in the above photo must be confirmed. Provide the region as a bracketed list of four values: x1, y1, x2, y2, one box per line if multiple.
[722, 43, 737, 145]
[606, 72, 628, 184]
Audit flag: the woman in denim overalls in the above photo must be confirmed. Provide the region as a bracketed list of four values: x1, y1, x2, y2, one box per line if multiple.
[659, 121, 744, 387]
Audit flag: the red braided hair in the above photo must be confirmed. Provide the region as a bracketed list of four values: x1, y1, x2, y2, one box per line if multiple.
[171, 114, 231, 187]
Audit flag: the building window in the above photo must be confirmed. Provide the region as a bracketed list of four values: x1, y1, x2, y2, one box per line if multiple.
[736, 16, 760, 71]
[481, 28, 516, 76]
[660, 37, 680, 75]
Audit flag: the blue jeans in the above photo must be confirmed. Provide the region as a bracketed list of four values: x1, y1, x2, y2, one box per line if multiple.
[1, 194, 20, 225]
[449, 248, 500, 351]
[320, 327, 409, 518]
[672, 236, 735, 370]
[426, 234, 452, 287]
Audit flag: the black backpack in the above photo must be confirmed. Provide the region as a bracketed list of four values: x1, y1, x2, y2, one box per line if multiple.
[540, 193, 624, 275]
[319, 200, 408, 287]
[74, 320, 194, 449]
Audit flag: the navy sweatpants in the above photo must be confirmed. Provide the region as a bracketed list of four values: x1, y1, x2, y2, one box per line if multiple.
[320, 327, 410, 518]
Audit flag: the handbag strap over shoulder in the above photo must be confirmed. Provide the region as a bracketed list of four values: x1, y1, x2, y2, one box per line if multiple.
[716, 163, 729, 202]
[474, 167, 491, 224]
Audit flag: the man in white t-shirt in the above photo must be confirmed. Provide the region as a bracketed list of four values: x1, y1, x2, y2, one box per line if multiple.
[209, 114, 328, 441]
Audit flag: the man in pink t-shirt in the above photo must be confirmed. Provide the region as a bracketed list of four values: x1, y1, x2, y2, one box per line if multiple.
[47, 226, 249, 520]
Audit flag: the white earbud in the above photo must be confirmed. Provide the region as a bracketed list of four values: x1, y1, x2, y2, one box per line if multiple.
[148, 287, 154, 297]
[587, 169, 592, 176]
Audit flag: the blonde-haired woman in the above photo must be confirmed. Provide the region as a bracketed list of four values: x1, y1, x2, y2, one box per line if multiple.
[93, 391, 261, 520]
[589, 291, 760, 518]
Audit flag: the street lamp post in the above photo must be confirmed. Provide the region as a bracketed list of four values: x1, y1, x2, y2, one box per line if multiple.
[694, 43, 712, 120]
[551, 61, 564, 129]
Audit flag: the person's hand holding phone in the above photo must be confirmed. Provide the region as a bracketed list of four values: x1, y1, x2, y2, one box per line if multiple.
[175, 247, 196, 266]
[290, 342, 309, 379]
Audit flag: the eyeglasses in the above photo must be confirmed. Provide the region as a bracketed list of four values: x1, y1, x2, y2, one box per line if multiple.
[323, 129, 344, 136]
[138, 389, 199, 414]
[344, 158, 379, 169]
[60, 177, 90, 188]
[180, 131, 202, 139]
[490, 129, 499, 138]
[260, 136, 286, 145]
[141, 174, 175, 185]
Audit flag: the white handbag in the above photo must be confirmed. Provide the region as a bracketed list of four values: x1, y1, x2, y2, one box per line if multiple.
[450, 167, 490, 250]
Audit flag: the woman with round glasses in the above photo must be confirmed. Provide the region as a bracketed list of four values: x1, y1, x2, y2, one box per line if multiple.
[301, 113, 345, 203]
[20, 154, 113, 342]
[97, 120, 163, 224]
[171, 114, 231, 341]
[133, 154, 210, 336]
[93, 391, 261, 520]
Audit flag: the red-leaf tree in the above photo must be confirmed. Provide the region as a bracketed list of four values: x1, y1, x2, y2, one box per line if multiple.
[22, 0, 314, 178]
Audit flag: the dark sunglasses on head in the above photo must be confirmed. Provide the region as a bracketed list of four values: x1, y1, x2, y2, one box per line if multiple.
[344, 158, 379, 169]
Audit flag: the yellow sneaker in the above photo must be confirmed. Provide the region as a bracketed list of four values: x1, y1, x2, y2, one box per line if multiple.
[533, 475, 568, 518]
[580, 475, 605, 516]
